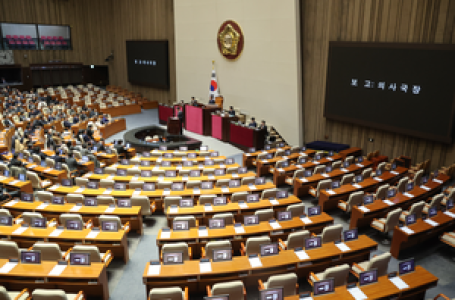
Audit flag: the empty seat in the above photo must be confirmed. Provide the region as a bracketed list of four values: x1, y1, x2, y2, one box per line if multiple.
[260, 273, 298, 297]
[204, 240, 232, 259]
[286, 168, 305, 185]
[338, 191, 364, 213]
[174, 216, 197, 228]
[212, 213, 234, 225]
[255, 208, 274, 222]
[164, 196, 182, 210]
[186, 180, 201, 189]
[129, 181, 144, 190]
[313, 165, 325, 175]
[320, 224, 343, 243]
[280, 230, 310, 250]
[32, 289, 84, 300]
[375, 184, 390, 200]
[59, 214, 85, 228]
[241, 176, 256, 186]
[31, 242, 64, 261]
[396, 177, 409, 194]
[198, 194, 216, 205]
[157, 182, 172, 190]
[96, 196, 115, 206]
[208, 280, 245, 300]
[215, 179, 230, 187]
[340, 173, 354, 185]
[345, 156, 354, 164]
[0, 241, 20, 259]
[261, 188, 278, 199]
[75, 177, 88, 187]
[242, 236, 271, 256]
[351, 252, 391, 277]
[423, 194, 444, 214]
[100, 179, 115, 188]
[131, 196, 154, 216]
[310, 264, 350, 287]
[231, 191, 248, 202]
[162, 242, 190, 261]
[362, 167, 373, 179]
[149, 287, 187, 300]
[400, 201, 425, 222]
[35, 191, 53, 202]
[309, 179, 332, 198]
[0, 286, 30, 300]
[371, 208, 402, 235]
[67, 194, 84, 204]
[22, 212, 43, 225]
[286, 203, 304, 217]
[71, 245, 110, 264]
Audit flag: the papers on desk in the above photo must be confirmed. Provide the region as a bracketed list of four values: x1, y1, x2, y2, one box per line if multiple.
[390, 276, 409, 290]
[107, 175, 114, 180]
[352, 184, 362, 189]
[321, 174, 330, 178]
[111, 164, 119, 168]
[341, 168, 349, 172]
[199, 261, 212, 273]
[9, 180, 19, 185]
[177, 166, 182, 171]
[424, 219, 439, 227]
[12, 226, 28, 235]
[193, 189, 200, 195]
[133, 190, 141, 196]
[204, 205, 213, 212]
[43, 168, 53, 173]
[433, 179, 443, 184]
[147, 264, 161, 275]
[208, 175, 215, 180]
[300, 178, 308, 182]
[36, 203, 49, 210]
[327, 157, 334, 161]
[105, 207, 116, 213]
[48, 264, 67, 276]
[391, 171, 399, 175]
[373, 177, 383, 182]
[261, 160, 268, 163]
[234, 225, 245, 234]
[198, 165, 204, 169]
[153, 167, 159, 171]
[238, 202, 248, 209]
[335, 242, 351, 252]
[48, 185, 59, 191]
[249, 185, 257, 190]
[75, 187, 85, 193]
[358, 206, 370, 213]
[326, 189, 336, 195]
[219, 164, 226, 168]
[162, 190, 171, 196]
[232, 174, 239, 178]
[70, 205, 82, 212]
[277, 168, 285, 173]
[300, 217, 313, 224]
[403, 192, 413, 198]
[269, 199, 279, 205]
[156, 158, 162, 163]
[160, 231, 171, 239]
[221, 187, 229, 193]
[444, 211, 455, 218]
[282, 156, 288, 160]
[169, 207, 179, 214]
[86, 230, 100, 239]
[294, 250, 310, 260]
[102, 190, 111, 195]
[296, 165, 303, 169]
[269, 222, 281, 229]
[248, 256, 262, 268]
[198, 229, 209, 237]
[356, 163, 364, 167]
[383, 200, 394, 206]
[0, 262, 17, 274]
[313, 161, 320, 165]
[419, 185, 430, 191]
[49, 228, 64, 237]
[347, 287, 368, 300]
[4, 200, 18, 207]
[401, 226, 414, 235]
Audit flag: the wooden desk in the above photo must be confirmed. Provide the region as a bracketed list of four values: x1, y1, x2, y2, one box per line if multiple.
[349, 174, 450, 229]
[143, 235, 377, 293]
[99, 118, 126, 139]
[1, 199, 145, 235]
[136, 155, 227, 164]
[48, 182, 276, 212]
[318, 167, 408, 211]
[101, 104, 141, 117]
[390, 207, 455, 258]
[229, 123, 267, 152]
[273, 154, 346, 186]
[243, 146, 291, 168]
[157, 214, 334, 257]
[149, 149, 216, 155]
[284, 266, 437, 300]
[0, 176, 33, 193]
[158, 104, 174, 125]
[0, 224, 129, 263]
[167, 117, 181, 135]
[211, 114, 238, 142]
[255, 150, 317, 177]
[114, 163, 241, 173]
[0, 259, 109, 300]
[292, 161, 374, 197]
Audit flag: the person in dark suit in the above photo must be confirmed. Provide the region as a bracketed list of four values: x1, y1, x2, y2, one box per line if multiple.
[63, 119, 72, 130]
[100, 114, 109, 125]
[8, 153, 23, 169]
[94, 139, 106, 152]
[114, 140, 130, 158]
[32, 147, 47, 162]
[228, 106, 236, 117]
[52, 152, 65, 163]
[72, 116, 79, 124]
[82, 130, 91, 143]
[65, 152, 79, 172]
[208, 95, 215, 104]
[190, 97, 198, 106]
[177, 109, 184, 135]
[259, 120, 267, 132]
[248, 117, 257, 128]
[86, 125, 94, 139]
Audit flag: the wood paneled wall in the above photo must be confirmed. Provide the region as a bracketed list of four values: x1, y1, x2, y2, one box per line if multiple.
[301, 0, 455, 170]
[0, 0, 175, 104]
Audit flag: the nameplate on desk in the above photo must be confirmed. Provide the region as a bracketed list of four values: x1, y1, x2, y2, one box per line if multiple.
[12, 226, 28, 235]
[4, 200, 18, 207]
[424, 219, 439, 227]
[219, 164, 226, 168]
[321, 174, 330, 178]
[300, 178, 308, 182]
[374, 177, 383, 182]
[48, 264, 67, 276]
[401, 226, 414, 235]
[277, 168, 285, 173]
[389, 276, 409, 290]
[335, 242, 351, 252]
[111, 164, 119, 168]
[133, 190, 141, 196]
[9, 180, 19, 185]
[444, 211, 455, 218]
[199, 261, 212, 273]
[347, 287, 368, 300]
[403, 192, 413, 198]
[147, 264, 161, 275]
[313, 161, 320, 165]
[326, 190, 336, 195]
[248, 256, 262, 268]
[208, 175, 215, 180]
[358, 206, 370, 213]
[105, 207, 116, 213]
[327, 157, 334, 161]
[296, 165, 303, 169]
[102, 190, 111, 195]
[49, 228, 64, 237]
[356, 163, 364, 167]
[37, 203, 49, 210]
[300, 217, 312, 224]
[294, 250, 310, 260]
[433, 179, 443, 184]
[0, 262, 17, 274]
[269, 199, 279, 205]
[153, 167, 159, 171]
[198, 229, 209, 237]
[221, 187, 229, 193]
[44, 168, 53, 173]
[391, 171, 399, 175]
[162, 190, 171, 196]
[107, 175, 114, 180]
[341, 168, 349, 172]
[86, 230, 100, 239]
[75, 187, 85, 193]
[177, 166, 182, 170]
[232, 174, 239, 178]
[383, 200, 394, 206]
[70, 205, 82, 212]
[420, 186, 431, 191]
[352, 184, 362, 189]
[28, 164, 37, 169]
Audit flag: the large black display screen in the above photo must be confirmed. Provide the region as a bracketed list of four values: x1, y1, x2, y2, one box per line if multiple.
[324, 42, 455, 143]
[126, 40, 169, 89]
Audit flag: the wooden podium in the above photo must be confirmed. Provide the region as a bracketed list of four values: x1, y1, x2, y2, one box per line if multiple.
[167, 117, 181, 135]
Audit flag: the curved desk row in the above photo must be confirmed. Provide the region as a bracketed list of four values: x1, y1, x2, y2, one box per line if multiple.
[254, 150, 316, 177]
[113, 163, 240, 172]
[243, 146, 291, 168]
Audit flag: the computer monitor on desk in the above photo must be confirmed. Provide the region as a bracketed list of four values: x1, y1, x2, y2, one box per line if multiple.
[260, 287, 283, 300]
[162, 252, 183, 265]
[359, 269, 378, 286]
[313, 278, 335, 296]
[204, 295, 229, 300]
[70, 253, 91, 266]
[21, 250, 41, 264]
[212, 249, 232, 262]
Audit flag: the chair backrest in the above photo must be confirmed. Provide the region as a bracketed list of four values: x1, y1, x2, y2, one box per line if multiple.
[174, 216, 196, 228]
[346, 191, 364, 212]
[266, 273, 298, 297]
[22, 212, 43, 225]
[26, 171, 41, 189]
[149, 287, 184, 300]
[157, 181, 172, 190]
[275, 149, 285, 157]
[164, 196, 182, 210]
[0, 286, 14, 300]
[0, 209, 11, 217]
[384, 208, 402, 232]
[231, 192, 248, 203]
[376, 162, 386, 173]
[261, 188, 278, 199]
[316, 179, 332, 197]
[100, 179, 115, 188]
[286, 230, 310, 250]
[35, 191, 53, 202]
[362, 167, 372, 179]
[345, 156, 354, 164]
[202, 168, 215, 175]
[396, 177, 409, 194]
[96, 196, 115, 206]
[72, 245, 102, 262]
[286, 203, 304, 217]
[99, 215, 122, 228]
[32, 242, 62, 261]
[66, 194, 84, 204]
[162, 242, 189, 261]
[226, 167, 238, 174]
[241, 176, 256, 186]
[245, 236, 271, 256]
[186, 180, 201, 189]
[205, 240, 232, 260]
[413, 169, 424, 186]
[332, 161, 342, 169]
[212, 280, 244, 299]
[321, 224, 343, 243]
[45, 158, 55, 168]
[127, 168, 141, 176]
[255, 208, 274, 222]
[59, 213, 83, 227]
[320, 264, 350, 287]
[275, 159, 288, 168]
[292, 169, 305, 181]
[131, 196, 152, 216]
[198, 194, 216, 205]
[429, 194, 444, 208]
[152, 170, 165, 176]
[212, 213, 234, 225]
[366, 252, 391, 276]
[215, 179, 231, 187]
[129, 181, 144, 190]
[340, 173, 354, 185]
[75, 177, 88, 187]
[31, 289, 71, 300]
[0, 241, 19, 259]
[408, 201, 425, 219]
[313, 165, 325, 175]
[375, 184, 390, 200]
[104, 167, 117, 174]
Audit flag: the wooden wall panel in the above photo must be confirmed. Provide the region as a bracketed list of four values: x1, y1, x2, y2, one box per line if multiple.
[0, 0, 175, 104]
[301, 0, 455, 170]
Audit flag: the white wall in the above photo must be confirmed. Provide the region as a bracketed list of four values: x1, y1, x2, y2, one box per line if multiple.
[174, 0, 302, 145]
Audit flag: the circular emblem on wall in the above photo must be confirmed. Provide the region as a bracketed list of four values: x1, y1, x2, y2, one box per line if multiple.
[217, 20, 244, 60]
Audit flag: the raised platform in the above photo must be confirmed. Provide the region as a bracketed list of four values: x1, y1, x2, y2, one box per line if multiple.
[123, 125, 202, 151]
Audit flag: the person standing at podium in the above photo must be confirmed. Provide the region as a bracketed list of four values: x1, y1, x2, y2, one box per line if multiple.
[177, 108, 184, 135]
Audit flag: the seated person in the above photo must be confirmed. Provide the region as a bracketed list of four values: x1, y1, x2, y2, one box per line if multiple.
[248, 117, 257, 128]
[100, 114, 110, 125]
[94, 138, 106, 152]
[114, 140, 131, 158]
[208, 95, 216, 104]
[86, 125, 94, 139]
[190, 97, 198, 106]
[8, 153, 23, 169]
[259, 120, 267, 132]
[72, 115, 80, 124]
[228, 106, 236, 117]
[63, 119, 72, 130]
